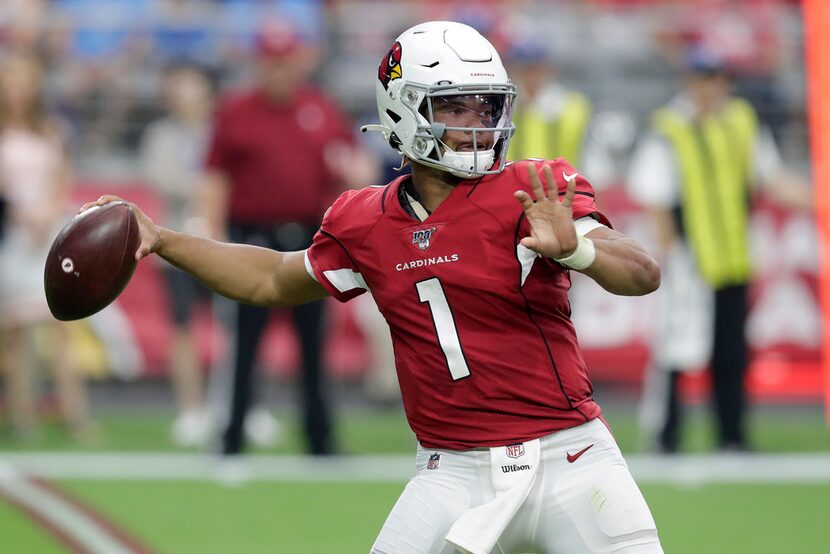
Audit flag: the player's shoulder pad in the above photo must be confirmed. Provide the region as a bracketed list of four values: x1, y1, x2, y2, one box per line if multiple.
[506, 158, 596, 196]
[321, 185, 388, 239]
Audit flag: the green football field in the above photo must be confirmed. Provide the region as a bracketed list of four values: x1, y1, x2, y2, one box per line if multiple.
[6, 480, 830, 554]
[2, 403, 829, 553]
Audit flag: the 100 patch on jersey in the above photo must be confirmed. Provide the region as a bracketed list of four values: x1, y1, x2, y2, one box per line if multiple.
[412, 227, 437, 251]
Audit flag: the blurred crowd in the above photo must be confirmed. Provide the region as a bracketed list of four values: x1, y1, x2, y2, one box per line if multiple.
[0, 0, 809, 174]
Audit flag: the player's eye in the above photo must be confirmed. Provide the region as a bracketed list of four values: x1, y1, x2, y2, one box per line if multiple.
[436, 103, 462, 113]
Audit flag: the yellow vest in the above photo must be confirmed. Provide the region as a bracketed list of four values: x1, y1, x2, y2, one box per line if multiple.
[508, 91, 591, 164]
[651, 98, 759, 288]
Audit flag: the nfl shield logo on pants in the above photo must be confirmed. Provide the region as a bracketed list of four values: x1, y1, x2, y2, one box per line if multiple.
[506, 444, 525, 459]
[427, 453, 441, 470]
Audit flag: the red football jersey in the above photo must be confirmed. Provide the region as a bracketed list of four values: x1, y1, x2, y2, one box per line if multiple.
[307, 159, 611, 449]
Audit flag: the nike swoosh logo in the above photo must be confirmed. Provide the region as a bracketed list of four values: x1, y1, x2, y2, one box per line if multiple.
[566, 444, 594, 463]
[562, 171, 579, 182]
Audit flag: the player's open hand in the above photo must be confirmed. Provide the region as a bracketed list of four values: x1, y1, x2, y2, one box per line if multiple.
[79, 195, 162, 261]
[514, 165, 579, 259]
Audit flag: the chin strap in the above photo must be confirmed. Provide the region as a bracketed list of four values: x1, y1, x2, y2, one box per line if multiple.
[392, 153, 408, 172]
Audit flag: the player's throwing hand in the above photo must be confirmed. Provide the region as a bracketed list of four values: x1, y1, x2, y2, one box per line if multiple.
[80, 195, 162, 261]
[514, 164, 579, 259]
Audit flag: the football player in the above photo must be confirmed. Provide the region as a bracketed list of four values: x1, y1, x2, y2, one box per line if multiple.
[88, 21, 662, 554]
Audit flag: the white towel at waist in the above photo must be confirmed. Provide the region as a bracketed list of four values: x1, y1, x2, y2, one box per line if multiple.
[445, 439, 541, 554]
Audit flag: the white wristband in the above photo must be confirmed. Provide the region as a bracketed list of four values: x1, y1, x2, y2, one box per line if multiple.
[554, 234, 596, 270]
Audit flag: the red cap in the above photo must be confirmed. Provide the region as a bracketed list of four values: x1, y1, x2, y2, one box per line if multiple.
[255, 20, 301, 58]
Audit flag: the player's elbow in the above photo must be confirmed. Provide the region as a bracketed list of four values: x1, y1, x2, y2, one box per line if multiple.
[252, 280, 289, 307]
[603, 254, 661, 296]
[634, 255, 661, 295]
[256, 275, 314, 308]
[266, 292, 294, 308]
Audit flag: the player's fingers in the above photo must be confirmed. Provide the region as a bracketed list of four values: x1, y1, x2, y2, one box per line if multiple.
[519, 236, 538, 250]
[78, 195, 123, 213]
[135, 241, 152, 261]
[526, 164, 546, 201]
[96, 194, 123, 205]
[514, 190, 535, 211]
[542, 165, 556, 201]
[561, 172, 577, 210]
[78, 201, 102, 212]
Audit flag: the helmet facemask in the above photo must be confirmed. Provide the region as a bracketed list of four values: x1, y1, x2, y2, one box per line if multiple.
[411, 84, 515, 178]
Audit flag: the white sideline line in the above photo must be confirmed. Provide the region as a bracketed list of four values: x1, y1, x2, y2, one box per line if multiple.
[0, 463, 136, 554]
[2, 453, 830, 484]
[0, 453, 416, 483]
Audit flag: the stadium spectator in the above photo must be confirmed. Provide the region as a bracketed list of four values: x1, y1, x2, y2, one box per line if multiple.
[654, 0, 792, 142]
[0, 0, 47, 50]
[629, 46, 811, 454]
[89, 21, 663, 552]
[504, 35, 613, 187]
[200, 18, 377, 457]
[140, 63, 215, 448]
[0, 50, 94, 442]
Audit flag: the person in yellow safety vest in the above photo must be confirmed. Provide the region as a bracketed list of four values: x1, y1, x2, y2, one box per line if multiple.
[505, 39, 611, 186]
[627, 47, 811, 454]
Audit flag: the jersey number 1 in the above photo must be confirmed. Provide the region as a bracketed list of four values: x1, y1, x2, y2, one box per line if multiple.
[416, 278, 471, 380]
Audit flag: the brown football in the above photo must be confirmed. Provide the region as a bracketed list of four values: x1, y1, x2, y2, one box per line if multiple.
[44, 201, 140, 321]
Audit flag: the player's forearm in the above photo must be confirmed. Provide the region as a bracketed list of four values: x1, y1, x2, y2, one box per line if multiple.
[579, 235, 661, 296]
[155, 227, 288, 306]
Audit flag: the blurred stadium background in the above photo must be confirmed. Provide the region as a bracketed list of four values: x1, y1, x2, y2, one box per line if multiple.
[0, 1, 828, 553]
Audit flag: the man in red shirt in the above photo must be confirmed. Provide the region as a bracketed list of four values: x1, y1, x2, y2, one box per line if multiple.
[201, 20, 376, 456]
[91, 21, 663, 554]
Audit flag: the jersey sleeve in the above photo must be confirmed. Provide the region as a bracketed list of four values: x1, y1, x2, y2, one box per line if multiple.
[305, 191, 368, 303]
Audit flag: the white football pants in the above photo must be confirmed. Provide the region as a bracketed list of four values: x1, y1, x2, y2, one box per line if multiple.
[371, 418, 662, 554]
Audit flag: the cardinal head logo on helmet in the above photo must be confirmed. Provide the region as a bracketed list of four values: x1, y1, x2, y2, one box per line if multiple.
[378, 41, 402, 90]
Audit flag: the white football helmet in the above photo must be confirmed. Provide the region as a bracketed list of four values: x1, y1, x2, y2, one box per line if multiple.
[362, 21, 516, 179]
